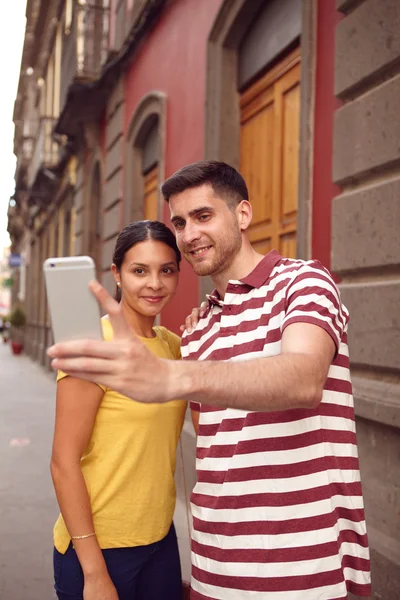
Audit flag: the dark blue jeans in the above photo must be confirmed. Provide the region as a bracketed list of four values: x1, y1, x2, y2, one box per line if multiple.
[53, 524, 182, 600]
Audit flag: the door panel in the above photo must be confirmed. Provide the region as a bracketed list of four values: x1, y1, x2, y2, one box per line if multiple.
[143, 166, 159, 221]
[280, 231, 297, 258]
[281, 83, 300, 219]
[240, 103, 274, 248]
[240, 48, 300, 258]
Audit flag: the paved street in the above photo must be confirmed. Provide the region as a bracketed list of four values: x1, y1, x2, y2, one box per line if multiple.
[0, 340, 58, 600]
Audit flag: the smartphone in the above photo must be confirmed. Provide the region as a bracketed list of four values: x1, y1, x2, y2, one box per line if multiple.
[43, 256, 103, 344]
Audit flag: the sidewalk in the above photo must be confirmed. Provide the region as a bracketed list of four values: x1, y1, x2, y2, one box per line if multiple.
[0, 341, 58, 600]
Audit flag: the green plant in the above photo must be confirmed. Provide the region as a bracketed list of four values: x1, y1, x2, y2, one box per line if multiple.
[9, 305, 26, 329]
[2, 276, 13, 289]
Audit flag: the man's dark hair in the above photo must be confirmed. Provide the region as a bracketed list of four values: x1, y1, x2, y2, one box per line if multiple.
[161, 160, 249, 206]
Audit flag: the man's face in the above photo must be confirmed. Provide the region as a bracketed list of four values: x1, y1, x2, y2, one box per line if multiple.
[169, 184, 242, 276]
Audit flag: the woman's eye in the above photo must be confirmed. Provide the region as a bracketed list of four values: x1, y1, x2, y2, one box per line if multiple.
[162, 268, 174, 274]
[134, 268, 145, 275]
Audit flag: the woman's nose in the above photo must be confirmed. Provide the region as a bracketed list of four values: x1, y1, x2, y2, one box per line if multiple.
[148, 275, 162, 290]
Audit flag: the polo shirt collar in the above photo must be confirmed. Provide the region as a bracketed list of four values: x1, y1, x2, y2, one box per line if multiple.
[206, 249, 282, 306]
[240, 249, 282, 288]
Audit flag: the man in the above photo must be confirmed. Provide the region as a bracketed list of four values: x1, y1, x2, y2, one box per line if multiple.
[49, 161, 371, 599]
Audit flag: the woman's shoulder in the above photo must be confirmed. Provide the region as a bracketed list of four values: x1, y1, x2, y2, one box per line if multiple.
[155, 326, 181, 344]
[155, 326, 181, 359]
[101, 316, 113, 341]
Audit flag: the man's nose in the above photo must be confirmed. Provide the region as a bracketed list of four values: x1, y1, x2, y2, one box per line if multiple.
[182, 222, 201, 246]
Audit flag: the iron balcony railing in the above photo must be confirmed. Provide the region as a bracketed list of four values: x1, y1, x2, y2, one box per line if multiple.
[27, 117, 59, 189]
[60, 1, 110, 114]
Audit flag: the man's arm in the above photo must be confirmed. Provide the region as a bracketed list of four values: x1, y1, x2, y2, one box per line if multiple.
[168, 321, 335, 411]
[48, 281, 335, 412]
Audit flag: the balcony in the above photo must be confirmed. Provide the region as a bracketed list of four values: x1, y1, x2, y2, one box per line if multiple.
[27, 117, 59, 190]
[60, 2, 110, 118]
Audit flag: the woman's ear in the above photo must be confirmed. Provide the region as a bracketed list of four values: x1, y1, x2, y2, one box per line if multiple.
[111, 263, 120, 286]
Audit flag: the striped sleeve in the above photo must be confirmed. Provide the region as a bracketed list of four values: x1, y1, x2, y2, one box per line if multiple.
[281, 261, 348, 351]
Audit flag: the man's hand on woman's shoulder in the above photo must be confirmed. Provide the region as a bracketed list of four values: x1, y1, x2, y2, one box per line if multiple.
[180, 300, 208, 334]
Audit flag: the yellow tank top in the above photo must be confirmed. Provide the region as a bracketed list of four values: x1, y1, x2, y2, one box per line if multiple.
[54, 318, 186, 553]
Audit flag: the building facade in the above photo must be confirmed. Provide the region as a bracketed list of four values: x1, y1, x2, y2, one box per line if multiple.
[8, 0, 400, 596]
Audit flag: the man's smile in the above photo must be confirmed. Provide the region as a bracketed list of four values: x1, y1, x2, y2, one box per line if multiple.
[189, 245, 212, 256]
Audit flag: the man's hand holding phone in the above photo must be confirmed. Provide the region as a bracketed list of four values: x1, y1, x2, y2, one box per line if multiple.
[48, 281, 175, 403]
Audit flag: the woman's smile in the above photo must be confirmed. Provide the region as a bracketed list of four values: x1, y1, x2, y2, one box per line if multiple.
[141, 295, 165, 304]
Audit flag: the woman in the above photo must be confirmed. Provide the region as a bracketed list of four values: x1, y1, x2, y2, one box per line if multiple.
[51, 221, 186, 600]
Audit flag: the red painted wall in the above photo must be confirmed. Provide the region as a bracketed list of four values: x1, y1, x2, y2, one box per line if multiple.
[123, 0, 222, 333]
[312, 1, 342, 272]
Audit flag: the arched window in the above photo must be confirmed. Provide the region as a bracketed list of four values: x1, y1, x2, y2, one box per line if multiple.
[125, 92, 166, 225]
[142, 115, 159, 220]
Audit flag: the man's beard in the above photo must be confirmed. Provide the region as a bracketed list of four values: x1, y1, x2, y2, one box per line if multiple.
[186, 230, 242, 277]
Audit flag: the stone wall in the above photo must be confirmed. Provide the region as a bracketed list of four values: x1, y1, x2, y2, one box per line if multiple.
[332, 1, 400, 596]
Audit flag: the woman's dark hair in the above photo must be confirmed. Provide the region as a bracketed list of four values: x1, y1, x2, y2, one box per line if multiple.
[112, 220, 181, 301]
[161, 160, 249, 207]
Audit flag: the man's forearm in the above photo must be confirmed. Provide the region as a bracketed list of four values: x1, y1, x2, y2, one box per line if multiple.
[48, 320, 334, 408]
[170, 353, 325, 412]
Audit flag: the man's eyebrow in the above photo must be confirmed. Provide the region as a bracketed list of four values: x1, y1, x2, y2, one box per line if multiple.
[171, 206, 215, 224]
[189, 206, 215, 216]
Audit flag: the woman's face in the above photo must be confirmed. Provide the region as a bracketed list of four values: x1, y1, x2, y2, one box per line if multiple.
[112, 239, 179, 317]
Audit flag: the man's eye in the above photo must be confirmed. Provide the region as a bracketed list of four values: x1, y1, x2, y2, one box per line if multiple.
[174, 221, 185, 230]
[199, 214, 210, 221]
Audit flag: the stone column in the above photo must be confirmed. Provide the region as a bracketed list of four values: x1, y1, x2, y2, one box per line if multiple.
[332, 1, 400, 596]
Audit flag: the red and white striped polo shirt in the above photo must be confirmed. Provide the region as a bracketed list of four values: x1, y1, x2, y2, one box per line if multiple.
[181, 250, 371, 600]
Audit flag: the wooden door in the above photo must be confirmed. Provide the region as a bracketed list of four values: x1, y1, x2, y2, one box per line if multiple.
[240, 48, 300, 257]
[143, 166, 159, 221]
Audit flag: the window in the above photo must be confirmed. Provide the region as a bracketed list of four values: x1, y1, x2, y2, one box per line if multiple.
[124, 93, 166, 225]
